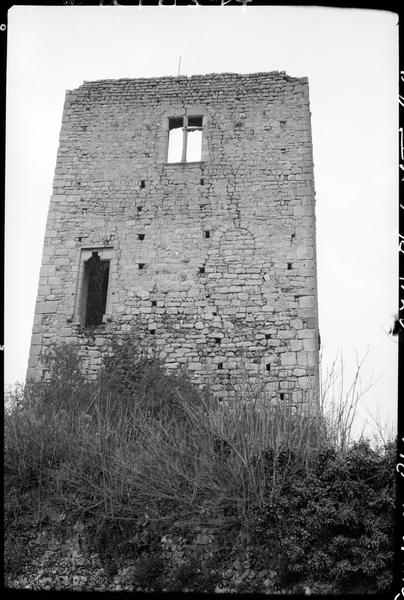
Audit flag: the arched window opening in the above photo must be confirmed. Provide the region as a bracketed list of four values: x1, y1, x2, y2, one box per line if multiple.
[84, 252, 110, 327]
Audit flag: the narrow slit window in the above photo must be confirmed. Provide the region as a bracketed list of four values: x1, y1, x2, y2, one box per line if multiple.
[203, 230, 210, 239]
[167, 115, 203, 163]
[217, 363, 223, 370]
[83, 252, 110, 327]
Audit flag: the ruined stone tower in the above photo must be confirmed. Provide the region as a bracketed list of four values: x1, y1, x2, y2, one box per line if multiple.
[27, 71, 320, 406]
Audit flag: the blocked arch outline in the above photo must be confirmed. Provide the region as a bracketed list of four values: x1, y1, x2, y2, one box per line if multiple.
[206, 224, 256, 262]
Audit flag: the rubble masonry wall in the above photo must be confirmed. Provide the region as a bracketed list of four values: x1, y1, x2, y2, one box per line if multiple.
[27, 72, 319, 405]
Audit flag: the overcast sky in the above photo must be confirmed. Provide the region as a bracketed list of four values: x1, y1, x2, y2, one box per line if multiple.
[5, 5, 398, 438]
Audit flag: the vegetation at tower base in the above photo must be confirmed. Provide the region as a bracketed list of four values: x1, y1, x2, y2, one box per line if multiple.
[5, 341, 395, 593]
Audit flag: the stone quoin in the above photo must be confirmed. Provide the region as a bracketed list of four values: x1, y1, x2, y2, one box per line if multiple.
[27, 71, 320, 406]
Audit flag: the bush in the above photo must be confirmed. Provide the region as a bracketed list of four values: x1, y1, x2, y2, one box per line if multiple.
[99, 332, 203, 420]
[4, 340, 396, 594]
[251, 439, 395, 593]
[130, 553, 166, 590]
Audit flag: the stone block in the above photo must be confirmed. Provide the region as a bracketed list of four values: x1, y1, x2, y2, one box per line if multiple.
[30, 334, 43, 346]
[290, 339, 303, 351]
[53, 179, 65, 188]
[297, 376, 311, 390]
[26, 366, 42, 381]
[188, 362, 202, 370]
[297, 329, 316, 339]
[36, 301, 58, 314]
[278, 330, 295, 339]
[296, 351, 316, 367]
[28, 351, 40, 368]
[299, 295, 315, 308]
[297, 247, 313, 259]
[135, 289, 150, 299]
[281, 352, 296, 366]
[212, 356, 226, 364]
[298, 308, 315, 318]
[40, 265, 56, 277]
[292, 390, 303, 403]
[303, 338, 317, 352]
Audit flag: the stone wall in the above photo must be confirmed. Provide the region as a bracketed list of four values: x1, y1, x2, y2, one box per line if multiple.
[27, 71, 320, 406]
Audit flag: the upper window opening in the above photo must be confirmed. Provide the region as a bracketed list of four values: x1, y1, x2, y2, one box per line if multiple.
[169, 117, 183, 130]
[167, 115, 203, 163]
[188, 116, 203, 128]
[84, 252, 110, 327]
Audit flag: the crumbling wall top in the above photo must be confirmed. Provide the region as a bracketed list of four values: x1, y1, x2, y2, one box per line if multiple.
[67, 71, 308, 94]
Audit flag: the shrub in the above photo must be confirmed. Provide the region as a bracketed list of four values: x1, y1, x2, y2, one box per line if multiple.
[99, 332, 203, 421]
[38, 342, 94, 410]
[251, 438, 395, 593]
[138, 554, 166, 590]
[99, 332, 154, 397]
[4, 340, 396, 595]
[166, 556, 220, 593]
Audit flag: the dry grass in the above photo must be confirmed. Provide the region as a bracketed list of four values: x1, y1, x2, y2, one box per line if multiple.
[4, 343, 395, 593]
[4, 342, 386, 541]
